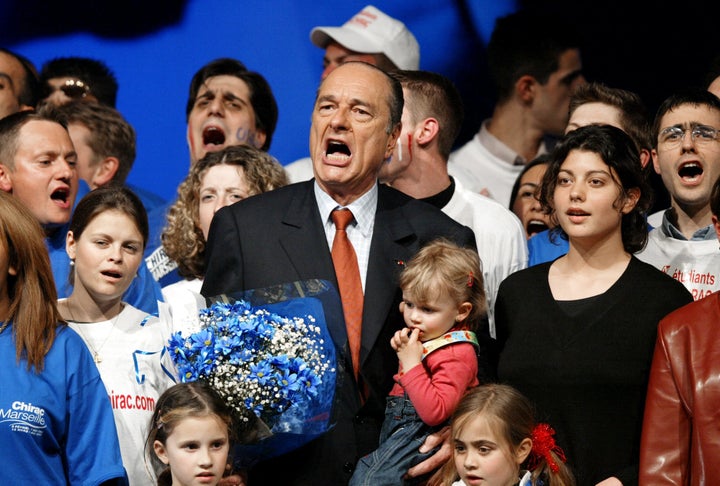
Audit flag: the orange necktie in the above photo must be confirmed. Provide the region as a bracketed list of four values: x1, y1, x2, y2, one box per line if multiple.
[331, 209, 363, 380]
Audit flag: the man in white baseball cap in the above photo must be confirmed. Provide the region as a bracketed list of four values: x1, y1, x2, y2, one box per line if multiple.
[285, 5, 420, 182]
[311, 5, 420, 80]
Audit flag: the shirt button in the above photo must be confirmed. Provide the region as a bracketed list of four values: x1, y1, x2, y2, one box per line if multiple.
[343, 462, 355, 474]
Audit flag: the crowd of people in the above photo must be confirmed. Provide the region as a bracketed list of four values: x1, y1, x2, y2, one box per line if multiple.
[1, 4, 720, 485]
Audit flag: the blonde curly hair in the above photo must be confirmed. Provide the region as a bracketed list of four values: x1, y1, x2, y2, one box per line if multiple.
[161, 145, 288, 279]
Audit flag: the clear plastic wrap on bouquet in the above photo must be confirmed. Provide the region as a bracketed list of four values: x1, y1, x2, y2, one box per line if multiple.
[167, 279, 338, 468]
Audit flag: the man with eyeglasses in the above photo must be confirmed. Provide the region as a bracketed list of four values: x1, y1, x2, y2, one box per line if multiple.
[636, 89, 720, 300]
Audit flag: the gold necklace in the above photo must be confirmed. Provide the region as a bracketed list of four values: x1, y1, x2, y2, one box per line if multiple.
[65, 300, 123, 364]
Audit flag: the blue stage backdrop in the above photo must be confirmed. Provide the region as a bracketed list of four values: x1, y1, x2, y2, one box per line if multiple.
[2, 0, 514, 201]
[3, 0, 715, 202]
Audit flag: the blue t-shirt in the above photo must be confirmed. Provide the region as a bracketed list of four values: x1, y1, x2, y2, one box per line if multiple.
[125, 183, 167, 215]
[0, 325, 128, 485]
[528, 219, 657, 267]
[527, 229, 568, 266]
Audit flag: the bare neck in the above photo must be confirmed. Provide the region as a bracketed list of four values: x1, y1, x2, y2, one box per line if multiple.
[386, 152, 452, 199]
[670, 201, 713, 239]
[549, 231, 631, 300]
[487, 103, 546, 162]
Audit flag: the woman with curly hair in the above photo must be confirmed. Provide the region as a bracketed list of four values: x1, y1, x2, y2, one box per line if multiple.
[160, 145, 287, 331]
[495, 125, 693, 485]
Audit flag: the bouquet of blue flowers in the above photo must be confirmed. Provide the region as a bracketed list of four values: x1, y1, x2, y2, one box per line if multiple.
[167, 280, 337, 465]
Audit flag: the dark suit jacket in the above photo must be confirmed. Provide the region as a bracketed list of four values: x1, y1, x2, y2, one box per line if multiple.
[202, 181, 476, 485]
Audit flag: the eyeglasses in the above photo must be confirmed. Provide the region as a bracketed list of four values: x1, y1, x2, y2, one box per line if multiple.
[43, 79, 92, 100]
[658, 124, 720, 148]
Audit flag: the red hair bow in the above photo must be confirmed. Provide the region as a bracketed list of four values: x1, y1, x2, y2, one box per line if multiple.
[528, 423, 567, 473]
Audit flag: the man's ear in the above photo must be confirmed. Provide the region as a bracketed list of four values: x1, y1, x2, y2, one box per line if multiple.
[252, 129, 267, 150]
[516, 75, 537, 103]
[713, 215, 720, 242]
[639, 148, 651, 169]
[651, 149, 661, 175]
[385, 123, 402, 160]
[91, 157, 120, 188]
[0, 164, 13, 192]
[415, 117, 439, 147]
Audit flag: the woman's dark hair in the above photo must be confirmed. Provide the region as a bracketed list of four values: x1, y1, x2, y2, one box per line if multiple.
[70, 186, 149, 248]
[508, 154, 552, 209]
[711, 175, 720, 219]
[539, 124, 651, 253]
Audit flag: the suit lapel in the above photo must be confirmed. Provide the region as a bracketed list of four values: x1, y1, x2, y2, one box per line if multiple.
[360, 190, 416, 369]
[278, 183, 334, 279]
[277, 183, 348, 350]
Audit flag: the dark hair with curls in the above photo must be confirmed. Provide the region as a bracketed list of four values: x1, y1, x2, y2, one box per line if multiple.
[162, 145, 287, 279]
[711, 175, 720, 219]
[145, 382, 235, 486]
[539, 124, 651, 253]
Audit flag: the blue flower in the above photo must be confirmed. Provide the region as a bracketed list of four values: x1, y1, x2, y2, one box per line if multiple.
[214, 334, 240, 356]
[250, 360, 274, 385]
[167, 298, 334, 439]
[190, 328, 215, 349]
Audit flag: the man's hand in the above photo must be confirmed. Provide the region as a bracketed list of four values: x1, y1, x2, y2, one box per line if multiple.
[406, 426, 452, 478]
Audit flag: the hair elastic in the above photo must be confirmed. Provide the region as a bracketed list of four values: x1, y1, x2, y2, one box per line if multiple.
[528, 423, 567, 473]
[466, 271, 474, 288]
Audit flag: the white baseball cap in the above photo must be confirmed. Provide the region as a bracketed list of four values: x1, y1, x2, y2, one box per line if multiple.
[310, 5, 420, 70]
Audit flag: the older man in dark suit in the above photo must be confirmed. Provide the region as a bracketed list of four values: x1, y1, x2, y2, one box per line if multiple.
[202, 62, 476, 485]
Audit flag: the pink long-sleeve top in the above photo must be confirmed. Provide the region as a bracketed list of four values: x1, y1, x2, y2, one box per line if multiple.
[390, 341, 479, 426]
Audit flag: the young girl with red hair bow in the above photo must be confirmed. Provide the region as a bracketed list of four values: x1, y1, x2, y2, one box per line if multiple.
[432, 384, 575, 486]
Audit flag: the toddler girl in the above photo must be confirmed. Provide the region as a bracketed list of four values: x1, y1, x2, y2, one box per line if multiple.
[351, 238, 485, 485]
